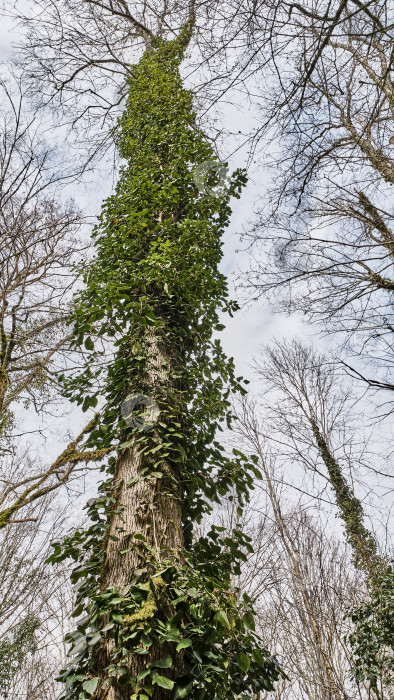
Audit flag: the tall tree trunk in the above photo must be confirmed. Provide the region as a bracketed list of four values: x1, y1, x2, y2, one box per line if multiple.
[97, 335, 184, 699]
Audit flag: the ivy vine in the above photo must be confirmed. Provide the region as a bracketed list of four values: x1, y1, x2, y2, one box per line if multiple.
[53, 24, 283, 700]
[0, 616, 40, 697]
[347, 565, 394, 696]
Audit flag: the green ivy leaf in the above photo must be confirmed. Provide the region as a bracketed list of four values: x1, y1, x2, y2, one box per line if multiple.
[84, 337, 94, 351]
[237, 653, 251, 674]
[150, 655, 172, 668]
[151, 672, 174, 690]
[242, 612, 255, 631]
[252, 649, 265, 668]
[213, 610, 230, 629]
[137, 670, 151, 681]
[111, 613, 123, 623]
[176, 638, 193, 652]
[82, 677, 99, 694]
[174, 681, 193, 699]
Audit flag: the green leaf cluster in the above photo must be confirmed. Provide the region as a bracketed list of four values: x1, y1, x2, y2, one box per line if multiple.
[347, 565, 394, 694]
[54, 538, 282, 700]
[0, 615, 40, 696]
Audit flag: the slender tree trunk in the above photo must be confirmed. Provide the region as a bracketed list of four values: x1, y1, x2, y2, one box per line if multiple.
[310, 421, 384, 581]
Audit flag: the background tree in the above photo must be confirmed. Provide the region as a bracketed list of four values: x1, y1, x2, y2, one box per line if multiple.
[251, 338, 387, 581]
[222, 0, 394, 406]
[231, 384, 392, 699]
[0, 491, 75, 699]
[231, 339, 394, 696]
[0, 75, 80, 435]
[209, 395, 378, 699]
[0, 75, 114, 525]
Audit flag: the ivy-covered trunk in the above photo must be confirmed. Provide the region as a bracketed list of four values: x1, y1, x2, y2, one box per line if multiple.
[54, 22, 282, 700]
[101, 337, 184, 589]
[310, 421, 383, 581]
[97, 448, 184, 698]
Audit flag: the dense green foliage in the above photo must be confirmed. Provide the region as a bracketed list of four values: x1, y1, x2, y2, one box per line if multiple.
[348, 566, 394, 695]
[0, 616, 39, 697]
[53, 496, 281, 700]
[52, 28, 282, 700]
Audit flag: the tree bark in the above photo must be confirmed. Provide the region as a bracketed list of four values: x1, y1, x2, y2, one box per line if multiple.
[96, 333, 184, 700]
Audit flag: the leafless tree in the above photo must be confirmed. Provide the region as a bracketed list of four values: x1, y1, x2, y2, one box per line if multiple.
[0, 75, 112, 525]
[8, 0, 198, 162]
[0, 491, 75, 699]
[252, 508, 374, 700]
[232, 393, 389, 699]
[194, 0, 394, 112]
[223, 0, 394, 400]
[247, 338, 391, 581]
[0, 74, 80, 434]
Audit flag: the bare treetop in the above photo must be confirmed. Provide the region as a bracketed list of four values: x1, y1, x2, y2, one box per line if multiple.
[0, 76, 108, 525]
[0, 76, 83, 432]
[8, 0, 197, 160]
